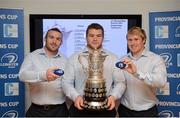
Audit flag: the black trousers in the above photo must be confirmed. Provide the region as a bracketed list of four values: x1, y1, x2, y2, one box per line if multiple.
[69, 104, 117, 117]
[26, 102, 69, 117]
[118, 104, 158, 117]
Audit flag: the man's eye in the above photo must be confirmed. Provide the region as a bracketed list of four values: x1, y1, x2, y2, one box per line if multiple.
[89, 34, 94, 37]
[48, 36, 54, 39]
[56, 38, 61, 40]
[97, 35, 102, 37]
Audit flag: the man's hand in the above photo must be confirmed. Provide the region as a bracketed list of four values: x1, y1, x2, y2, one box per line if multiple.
[107, 95, 115, 110]
[46, 67, 60, 81]
[122, 58, 137, 74]
[74, 96, 84, 110]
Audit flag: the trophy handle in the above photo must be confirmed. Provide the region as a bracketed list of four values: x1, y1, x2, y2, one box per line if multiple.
[78, 54, 88, 74]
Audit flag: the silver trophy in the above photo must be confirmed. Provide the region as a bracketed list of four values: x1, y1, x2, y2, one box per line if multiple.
[78, 49, 107, 110]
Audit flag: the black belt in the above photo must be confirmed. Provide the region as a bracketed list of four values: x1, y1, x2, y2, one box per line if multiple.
[121, 104, 157, 112]
[32, 103, 64, 111]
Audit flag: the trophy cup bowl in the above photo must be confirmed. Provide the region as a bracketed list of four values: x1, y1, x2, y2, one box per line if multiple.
[82, 49, 108, 110]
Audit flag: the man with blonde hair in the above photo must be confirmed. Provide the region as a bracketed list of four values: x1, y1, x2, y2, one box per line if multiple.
[118, 27, 167, 117]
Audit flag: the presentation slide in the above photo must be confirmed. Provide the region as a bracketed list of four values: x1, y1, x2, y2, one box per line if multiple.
[43, 19, 128, 58]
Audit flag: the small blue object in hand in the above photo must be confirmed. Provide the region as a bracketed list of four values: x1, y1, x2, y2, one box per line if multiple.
[54, 69, 64, 76]
[115, 61, 127, 69]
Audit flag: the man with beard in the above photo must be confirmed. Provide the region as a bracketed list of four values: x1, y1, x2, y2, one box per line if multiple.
[19, 28, 69, 117]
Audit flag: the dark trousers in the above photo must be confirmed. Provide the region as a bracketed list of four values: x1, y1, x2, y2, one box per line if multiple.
[118, 104, 158, 117]
[69, 104, 117, 117]
[26, 102, 69, 117]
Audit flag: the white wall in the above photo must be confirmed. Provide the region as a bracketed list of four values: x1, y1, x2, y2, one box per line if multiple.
[1, 0, 180, 111]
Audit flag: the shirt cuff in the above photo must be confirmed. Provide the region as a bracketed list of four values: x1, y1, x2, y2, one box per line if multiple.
[132, 71, 141, 79]
[133, 71, 153, 85]
[72, 93, 80, 102]
[39, 71, 47, 81]
[108, 93, 118, 100]
[133, 71, 146, 80]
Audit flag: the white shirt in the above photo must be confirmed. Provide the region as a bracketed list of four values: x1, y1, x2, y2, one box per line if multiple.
[62, 47, 126, 102]
[19, 48, 67, 105]
[120, 49, 167, 111]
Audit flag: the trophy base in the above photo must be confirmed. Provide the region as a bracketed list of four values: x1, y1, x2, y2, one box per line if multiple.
[83, 99, 108, 111]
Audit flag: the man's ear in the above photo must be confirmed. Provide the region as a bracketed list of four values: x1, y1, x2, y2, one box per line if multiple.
[143, 39, 146, 44]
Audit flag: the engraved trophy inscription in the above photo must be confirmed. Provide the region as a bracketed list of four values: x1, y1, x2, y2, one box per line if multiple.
[79, 49, 107, 110]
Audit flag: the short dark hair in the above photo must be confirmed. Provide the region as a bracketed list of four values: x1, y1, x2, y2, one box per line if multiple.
[45, 27, 62, 39]
[86, 23, 104, 37]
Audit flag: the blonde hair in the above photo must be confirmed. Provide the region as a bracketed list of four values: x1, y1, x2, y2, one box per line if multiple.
[126, 26, 147, 44]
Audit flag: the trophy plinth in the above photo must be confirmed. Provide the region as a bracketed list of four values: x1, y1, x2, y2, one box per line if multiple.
[82, 49, 107, 110]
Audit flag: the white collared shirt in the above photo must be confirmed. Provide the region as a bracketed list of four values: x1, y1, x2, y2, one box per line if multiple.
[120, 49, 167, 111]
[19, 48, 67, 105]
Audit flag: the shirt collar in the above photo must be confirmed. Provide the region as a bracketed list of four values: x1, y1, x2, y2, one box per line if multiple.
[82, 46, 107, 55]
[39, 48, 61, 58]
[127, 49, 148, 60]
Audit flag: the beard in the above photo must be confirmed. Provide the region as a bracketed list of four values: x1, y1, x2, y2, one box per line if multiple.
[45, 44, 59, 54]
